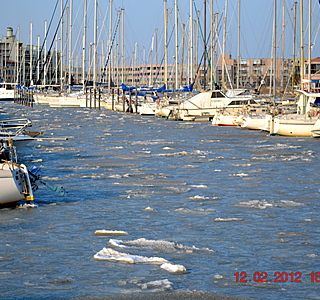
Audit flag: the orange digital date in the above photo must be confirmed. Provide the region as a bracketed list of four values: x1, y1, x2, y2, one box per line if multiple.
[234, 271, 320, 283]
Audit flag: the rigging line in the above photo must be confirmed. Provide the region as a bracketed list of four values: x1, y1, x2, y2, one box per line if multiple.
[32, 0, 64, 79]
[37, 0, 69, 85]
[100, 12, 121, 83]
[193, 1, 215, 85]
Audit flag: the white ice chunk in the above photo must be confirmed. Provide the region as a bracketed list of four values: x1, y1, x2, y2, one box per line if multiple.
[94, 248, 168, 264]
[160, 263, 187, 274]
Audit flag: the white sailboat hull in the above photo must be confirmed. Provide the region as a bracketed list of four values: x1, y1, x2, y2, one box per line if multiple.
[212, 114, 238, 126]
[241, 116, 266, 130]
[272, 116, 316, 137]
[311, 119, 320, 138]
[0, 163, 33, 205]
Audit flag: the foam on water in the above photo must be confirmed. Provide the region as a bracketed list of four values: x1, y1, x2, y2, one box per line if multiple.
[94, 230, 129, 236]
[214, 217, 243, 222]
[170, 208, 216, 214]
[190, 184, 208, 189]
[235, 199, 305, 209]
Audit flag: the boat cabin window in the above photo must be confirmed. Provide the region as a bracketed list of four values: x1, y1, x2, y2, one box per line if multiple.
[314, 97, 320, 106]
[228, 100, 243, 106]
[211, 91, 225, 98]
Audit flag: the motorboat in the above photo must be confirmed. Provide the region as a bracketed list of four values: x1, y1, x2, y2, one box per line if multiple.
[169, 89, 257, 121]
[0, 83, 15, 101]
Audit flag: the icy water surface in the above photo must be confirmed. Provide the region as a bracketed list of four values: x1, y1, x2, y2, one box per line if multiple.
[1, 102, 320, 300]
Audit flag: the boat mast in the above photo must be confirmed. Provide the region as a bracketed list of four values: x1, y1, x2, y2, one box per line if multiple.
[30, 22, 33, 85]
[292, 2, 297, 90]
[68, 0, 73, 91]
[281, 0, 285, 89]
[203, 0, 207, 90]
[174, 0, 179, 89]
[210, 0, 214, 90]
[308, 0, 311, 92]
[164, 0, 168, 88]
[108, 0, 113, 93]
[272, 0, 277, 98]
[16, 26, 20, 84]
[149, 36, 154, 87]
[44, 20, 47, 86]
[222, 0, 228, 89]
[189, 0, 193, 85]
[55, 34, 58, 85]
[60, 0, 64, 90]
[93, 0, 97, 90]
[299, 0, 304, 90]
[121, 8, 125, 84]
[37, 35, 40, 84]
[237, 0, 241, 89]
[82, 0, 87, 90]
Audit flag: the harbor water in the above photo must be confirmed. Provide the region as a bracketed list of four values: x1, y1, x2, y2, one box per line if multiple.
[1, 102, 320, 300]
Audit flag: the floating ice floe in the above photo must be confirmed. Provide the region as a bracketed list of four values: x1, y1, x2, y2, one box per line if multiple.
[136, 279, 173, 291]
[144, 206, 157, 212]
[94, 230, 128, 236]
[94, 248, 168, 264]
[160, 263, 187, 274]
[108, 237, 214, 253]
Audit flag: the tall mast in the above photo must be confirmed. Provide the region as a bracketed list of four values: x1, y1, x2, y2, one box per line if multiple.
[60, 0, 64, 89]
[16, 26, 20, 83]
[203, 0, 206, 90]
[292, 2, 297, 90]
[281, 0, 285, 88]
[93, 0, 97, 90]
[308, 0, 311, 92]
[108, 0, 113, 93]
[222, 0, 228, 89]
[174, 0, 179, 89]
[189, 0, 193, 85]
[44, 20, 47, 86]
[237, 0, 241, 89]
[164, 0, 168, 88]
[121, 8, 125, 84]
[210, 0, 214, 89]
[55, 34, 58, 84]
[37, 35, 40, 83]
[149, 36, 154, 86]
[299, 0, 304, 89]
[82, 0, 87, 90]
[273, 0, 277, 97]
[30, 22, 33, 85]
[68, 0, 73, 91]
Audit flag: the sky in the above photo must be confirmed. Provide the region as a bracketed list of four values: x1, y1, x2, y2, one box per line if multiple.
[0, 0, 320, 65]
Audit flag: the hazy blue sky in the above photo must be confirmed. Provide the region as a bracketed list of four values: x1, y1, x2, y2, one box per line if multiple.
[0, 0, 319, 63]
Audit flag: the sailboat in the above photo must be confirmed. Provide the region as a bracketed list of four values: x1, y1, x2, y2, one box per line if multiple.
[0, 140, 34, 206]
[269, 1, 320, 137]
